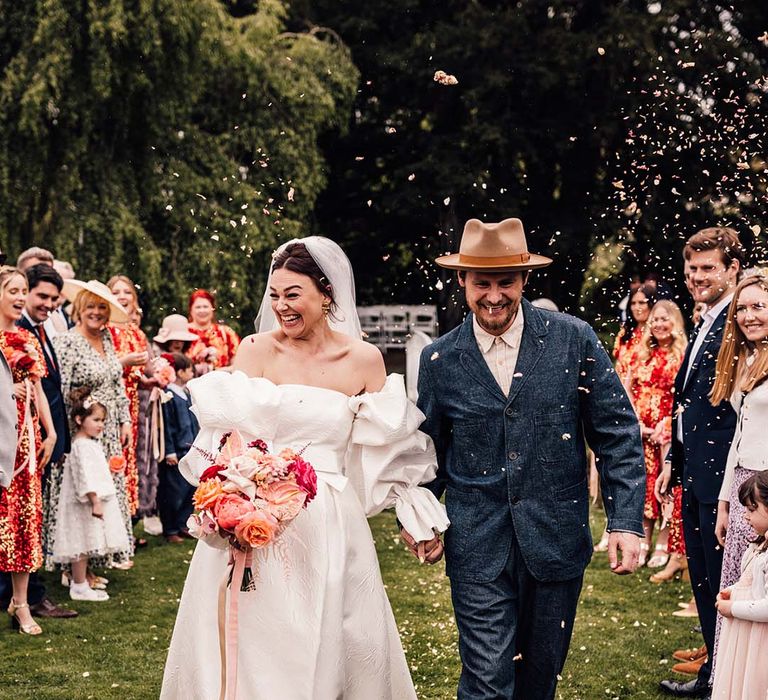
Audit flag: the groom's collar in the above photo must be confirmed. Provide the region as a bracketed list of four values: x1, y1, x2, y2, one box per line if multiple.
[456, 298, 547, 351]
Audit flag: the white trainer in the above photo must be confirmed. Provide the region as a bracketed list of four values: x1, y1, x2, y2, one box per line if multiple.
[69, 585, 110, 602]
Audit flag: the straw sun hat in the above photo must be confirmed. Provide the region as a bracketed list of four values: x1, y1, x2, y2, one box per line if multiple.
[62, 279, 130, 323]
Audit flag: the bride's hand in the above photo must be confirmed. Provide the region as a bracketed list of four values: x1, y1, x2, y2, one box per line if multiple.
[400, 529, 444, 565]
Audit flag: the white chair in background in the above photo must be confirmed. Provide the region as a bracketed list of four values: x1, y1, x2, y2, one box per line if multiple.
[405, 330, 433, 401]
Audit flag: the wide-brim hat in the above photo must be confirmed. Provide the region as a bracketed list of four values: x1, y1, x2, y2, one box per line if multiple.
[435, 217, 553, 271]
[62, 279, 130, 323]
[153, 314, 199, 344]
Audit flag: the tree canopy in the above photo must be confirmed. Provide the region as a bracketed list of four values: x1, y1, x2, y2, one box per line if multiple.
[0, 0, 357, 330]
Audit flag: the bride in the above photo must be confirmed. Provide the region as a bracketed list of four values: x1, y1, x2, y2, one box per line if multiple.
[160, 237, 449, 699]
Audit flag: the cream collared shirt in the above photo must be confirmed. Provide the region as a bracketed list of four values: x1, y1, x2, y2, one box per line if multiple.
[472, 310, 524, 396]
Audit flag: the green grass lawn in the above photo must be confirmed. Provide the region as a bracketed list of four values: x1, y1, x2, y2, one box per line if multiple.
[0, 508, 701, 699]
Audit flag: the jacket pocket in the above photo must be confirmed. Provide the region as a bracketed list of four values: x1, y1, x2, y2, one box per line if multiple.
[450, 419, 499, 481]
[535, 409, 578, 463]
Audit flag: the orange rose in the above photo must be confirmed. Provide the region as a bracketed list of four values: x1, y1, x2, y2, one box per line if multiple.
[108, 455, 126, 474]
[234, 510, 279, 548]
[193, 479, 225, 510]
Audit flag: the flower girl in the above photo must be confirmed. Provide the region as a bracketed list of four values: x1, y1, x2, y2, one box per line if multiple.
[712, 471, 768, 699]
[51, 388, 130, 601]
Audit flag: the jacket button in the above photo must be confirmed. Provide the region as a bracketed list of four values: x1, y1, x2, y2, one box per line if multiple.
[505, 407, 514, 417]
[511, 495, 521, 505]
[508, 451, 518, 460]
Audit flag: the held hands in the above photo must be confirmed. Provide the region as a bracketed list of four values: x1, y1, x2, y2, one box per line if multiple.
[400, 529, 444, 565]
[716, 589, 733, 618]
[608, 532, 640, 575]
[13, 381, 27, 403]
[654, 461, 673, 504]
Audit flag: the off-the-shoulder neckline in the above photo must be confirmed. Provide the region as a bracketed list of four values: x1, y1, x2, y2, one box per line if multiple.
[222, 371, 400, 399]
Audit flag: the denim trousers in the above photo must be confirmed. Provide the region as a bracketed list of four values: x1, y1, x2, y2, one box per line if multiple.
[449, 532, 583, 700]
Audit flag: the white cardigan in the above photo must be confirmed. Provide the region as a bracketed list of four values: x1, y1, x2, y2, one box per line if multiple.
[730, 544, 768, 623]
[718, 380, 768, 502]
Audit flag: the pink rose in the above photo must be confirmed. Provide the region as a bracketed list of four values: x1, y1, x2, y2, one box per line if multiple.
[213, 493, 256, 531]
[234, 510, 279, 548]
[289, 456, 317, 504]
[257, 480, 307, 521]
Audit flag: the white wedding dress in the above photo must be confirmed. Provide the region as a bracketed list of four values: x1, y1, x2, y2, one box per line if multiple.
[160, 371, 449, 700]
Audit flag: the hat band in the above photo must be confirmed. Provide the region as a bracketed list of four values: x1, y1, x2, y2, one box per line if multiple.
[458, 252, 531, 266]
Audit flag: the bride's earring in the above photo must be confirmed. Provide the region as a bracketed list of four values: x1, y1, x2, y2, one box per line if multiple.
[322, 300, 331, 320]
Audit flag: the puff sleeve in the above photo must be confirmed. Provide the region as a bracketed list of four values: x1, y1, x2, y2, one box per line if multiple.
[179, 371, 280, 485]
[347, 375, 449, 542]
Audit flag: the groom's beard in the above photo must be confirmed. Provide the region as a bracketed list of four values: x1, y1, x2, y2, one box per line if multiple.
[473, 299, 519, 334]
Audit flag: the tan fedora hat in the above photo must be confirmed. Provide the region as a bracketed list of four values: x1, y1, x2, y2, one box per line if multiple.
[435, 218, 553, 271]
[62, 279, 130, 323]
[153, 314, 199, 345]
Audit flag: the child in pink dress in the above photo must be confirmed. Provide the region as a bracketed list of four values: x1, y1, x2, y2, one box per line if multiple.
[712, 471, 768, 699]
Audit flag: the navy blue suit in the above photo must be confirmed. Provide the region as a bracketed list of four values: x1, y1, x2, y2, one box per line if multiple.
[159, 386, 199, 536]
[669, 305, 736, 684]
[418, 300, 645, 699]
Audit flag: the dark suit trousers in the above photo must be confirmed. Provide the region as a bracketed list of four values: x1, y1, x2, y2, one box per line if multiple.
[158, 461, 195, 536]
[681, 488, 722, 684]
[449, 531, 583, 700]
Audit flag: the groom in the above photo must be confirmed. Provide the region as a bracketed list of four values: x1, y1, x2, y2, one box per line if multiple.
[412, 218, 645, 699]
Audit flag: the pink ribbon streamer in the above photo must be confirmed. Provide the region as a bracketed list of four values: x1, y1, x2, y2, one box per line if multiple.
[218, 546, 253, 700]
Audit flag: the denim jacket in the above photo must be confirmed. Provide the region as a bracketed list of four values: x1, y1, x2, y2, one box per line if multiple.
[417, 299, 644, 583]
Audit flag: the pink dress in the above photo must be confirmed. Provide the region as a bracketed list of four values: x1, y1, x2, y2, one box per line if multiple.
[711, 546, 768, 699]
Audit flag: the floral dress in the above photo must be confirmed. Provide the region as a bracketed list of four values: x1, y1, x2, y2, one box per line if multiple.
[187, 323, 240, 369]
[0, 329, 46, 572]
[629, 345, 685, 553]
[51, 329, 134, 566]
[108, 321, 149, 515]
[612, 324, 644, 382]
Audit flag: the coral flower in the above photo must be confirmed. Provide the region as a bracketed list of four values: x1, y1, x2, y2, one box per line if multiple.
[234, 510, 279, 548]
[193, 479, 225, 510]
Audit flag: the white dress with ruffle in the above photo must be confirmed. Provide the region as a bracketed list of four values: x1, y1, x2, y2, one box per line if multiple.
[160, 372, 449, 700]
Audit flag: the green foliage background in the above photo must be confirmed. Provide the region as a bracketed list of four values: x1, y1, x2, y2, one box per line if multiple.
[0, 0, 358, 331]
[1, 1, 767, 334]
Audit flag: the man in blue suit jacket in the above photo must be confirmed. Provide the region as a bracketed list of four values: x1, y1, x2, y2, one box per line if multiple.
[412, 218, 645, 700]
[0, 263, 77, 619]
[658, 227, 743, 699]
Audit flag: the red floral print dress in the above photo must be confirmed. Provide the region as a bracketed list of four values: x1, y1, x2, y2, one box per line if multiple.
[0, 328, 46, 571]
[108, 322, 149, 515]
[187, 323, 240, 369]
[629, 345, 686, 554]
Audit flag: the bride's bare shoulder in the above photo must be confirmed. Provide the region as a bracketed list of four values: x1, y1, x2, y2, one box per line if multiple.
[347, 338, 386, 390]
[231, 331, 282, 372]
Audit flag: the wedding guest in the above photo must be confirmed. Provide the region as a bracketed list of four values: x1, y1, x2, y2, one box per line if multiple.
[0, 351, 16, 487]
[617, 273, 642, 323]
[106, 275, 150, 517]
[711, 274, 768, 594]
[10, 263, 78, 619]
[659, 226, 743, 698]
[153, 314, 199, 355]
[16, 246, 54, 271]
[613, 283, 656, 382]
[187, 289, 240, 371]
[0, 266, 57, 636]
[624, 300, 687, 575]
[159, 353, 198, 543]
[711, 472, 768, 699]
[51, 388, 130, 601]
[53, 279, 134, 571]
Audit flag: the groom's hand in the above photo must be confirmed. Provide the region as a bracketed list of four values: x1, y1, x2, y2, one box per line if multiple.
[608, 532, 640, 575]
[400, 529, 444, 564]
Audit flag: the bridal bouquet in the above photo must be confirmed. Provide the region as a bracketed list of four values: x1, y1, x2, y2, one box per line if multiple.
[188, 430, 318, 552]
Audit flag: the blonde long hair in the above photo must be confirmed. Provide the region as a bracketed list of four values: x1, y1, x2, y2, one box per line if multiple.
[710, 274, 768, 405]
[636, 300, 687, 364]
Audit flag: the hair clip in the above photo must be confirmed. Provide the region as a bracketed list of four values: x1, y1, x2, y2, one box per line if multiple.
[83, 396, 95, 410]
